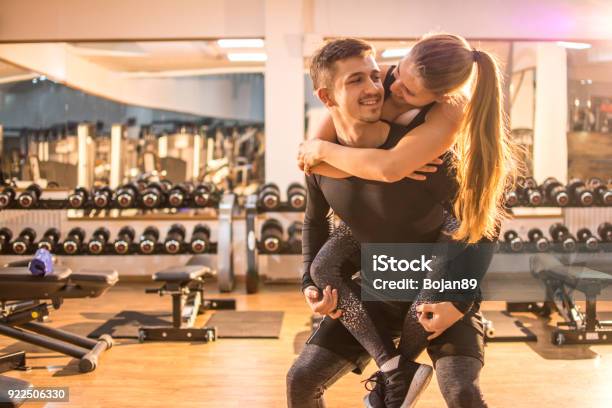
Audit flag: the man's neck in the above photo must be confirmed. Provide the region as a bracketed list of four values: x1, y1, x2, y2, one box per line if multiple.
[329, 110, 389, 148]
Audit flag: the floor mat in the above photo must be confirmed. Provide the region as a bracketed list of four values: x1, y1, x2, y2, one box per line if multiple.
[87, 311, 172, 339]
[204, 311, 284, 338]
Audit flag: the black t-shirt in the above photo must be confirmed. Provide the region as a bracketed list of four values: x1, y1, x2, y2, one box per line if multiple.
[302, 105, 458, 289]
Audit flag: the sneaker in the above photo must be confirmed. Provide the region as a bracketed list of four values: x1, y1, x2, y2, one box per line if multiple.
[381, 361, 433, 408]
[362, 370, 386, 408]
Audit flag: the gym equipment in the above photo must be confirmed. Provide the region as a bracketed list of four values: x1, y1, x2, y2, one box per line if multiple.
[37, 228, 60, 252]
[193, 183, 220, 208]
[260, 218, 284, 254]
[63, 227, 85, 255]
[139, 265, 235, 342]
[29, 248, 53, 276]
[216, 193, 236, 292]
[598, 222, 612, 243]
[190, 224, 211, 254]
[287, 221, 303, 253]
[567, 178, 594, 206]
[164, 224, 186, 254]
[17, 184, 42, 209]
[0, 228, 12, 253]
[520, 177, 542, 206]
[12, 228, 36, 255]
[576, 228, 599, 252]
[139, 226, 159, 254]
[481, 311, 537, 343]
[549, 223, 576, 252]
[114, 183, 139, 208]
[113, 226, 135, 255]
[168, 183, 189, 208]
[0, 365, 31, 408]
[141, 182, 166, 209]
[92, 186, 113, 209]
[503, 230, 524, 252]
[587, 178, 612, 206]
[504, 189, 519, 207]
[541, 177, 569, 206]
[0, 186, 15, 209]
[530, 254, 612, 345]
[88, 227, 110, 255]
[67, 187, 89, 209]
[0, 265, 117, 371]
[527, 228, 550, 252]
[287, 182, 307, 211]
[258, 183, 281, 210]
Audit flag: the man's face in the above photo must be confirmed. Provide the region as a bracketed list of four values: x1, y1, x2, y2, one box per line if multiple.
[389, 56, 439, 107]
[327, 55, 384, 123]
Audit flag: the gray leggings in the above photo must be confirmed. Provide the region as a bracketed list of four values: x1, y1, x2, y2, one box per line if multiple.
[287, 344, 487, 408]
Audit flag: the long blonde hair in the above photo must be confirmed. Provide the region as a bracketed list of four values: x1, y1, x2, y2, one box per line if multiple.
[410, 33, 519, 243]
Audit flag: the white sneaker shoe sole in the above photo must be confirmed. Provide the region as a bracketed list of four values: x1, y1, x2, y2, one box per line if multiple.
[402, 364, 433, 408]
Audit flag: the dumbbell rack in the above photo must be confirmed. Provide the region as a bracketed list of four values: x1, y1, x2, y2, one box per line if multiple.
[244, 194, 303, 294]
[0, 188, 238, 292]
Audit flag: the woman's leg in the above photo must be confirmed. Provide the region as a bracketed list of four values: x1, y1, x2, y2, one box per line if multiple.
[309, 223, 398, 368]
[435, 356, 488, 408]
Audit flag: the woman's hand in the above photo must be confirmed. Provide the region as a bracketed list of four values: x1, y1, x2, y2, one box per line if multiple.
[298, 139, 327, 174]
[416, 302, 464, 340]
[303, 285, 343, 319]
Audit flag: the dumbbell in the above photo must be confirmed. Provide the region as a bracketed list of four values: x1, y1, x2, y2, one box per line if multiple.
[527, 228, 550, 252]
[258, 183, 281, 210]
[0, 186, 16, 209]
[576, 228, 599, 251]
[37, 228, 61, 252]
[0, 228, 13, 252]
[88, 227, 110, 255]
[503, 230, 524, 252]
[287, 221, 303, 252]
[549, 223, 576, 252]
[168, 183, 190, 208]
[159, 179, 174, 193]
[17, 184, 43, 208]
[567, 178, 593, 206]
[92, 186, 113, 209]
[114, 183, 139, 208]
[67, 187, 89, 209]
[12, 228, 36, 255]
[588, 179, 612, 206]
[139, 226, 160, 254]
[597, 222, 612, 243]
[541, 177, 569, 206]
[190, 224, 211, 254]
[114, 226, 135, 254]
[164, 224, 186, 254]
[504, 189, 520, 207]
[521, 178, 542, 206]
[141, 182, 166, 209]
[261, 218, 284, 253]
[523, 177, 538, 189]
[287, 183, 307, 210]
[63, 227, 85, 254]
[193, 183, 220, 207]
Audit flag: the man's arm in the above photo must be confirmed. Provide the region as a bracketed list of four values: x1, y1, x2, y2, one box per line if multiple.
[302, 174, 332, 291]
[302, 101, 463, 182]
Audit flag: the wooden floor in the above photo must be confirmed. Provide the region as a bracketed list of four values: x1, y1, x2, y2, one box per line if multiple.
[2, 282, 612, 408]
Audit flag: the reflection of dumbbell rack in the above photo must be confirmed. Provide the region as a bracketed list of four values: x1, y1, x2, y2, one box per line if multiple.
[245, 183, 305, 294]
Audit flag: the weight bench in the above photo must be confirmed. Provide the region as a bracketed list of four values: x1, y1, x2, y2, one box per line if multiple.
[139, 264, 235, 342]
[531, 254, 612, 345]
[0, 266, 117, 372]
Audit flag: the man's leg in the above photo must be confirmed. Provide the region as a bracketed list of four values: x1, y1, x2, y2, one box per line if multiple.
[435, 356, 487, 408]
[287, 344, 357, 408]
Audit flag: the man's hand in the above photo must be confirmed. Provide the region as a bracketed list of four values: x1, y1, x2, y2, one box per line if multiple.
[303, 285, 343, 319]
[416, 302, 464, 340]
[406, 158, 443, 180]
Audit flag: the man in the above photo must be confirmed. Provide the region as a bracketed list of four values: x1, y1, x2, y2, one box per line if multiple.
[287, 38, 487, 408]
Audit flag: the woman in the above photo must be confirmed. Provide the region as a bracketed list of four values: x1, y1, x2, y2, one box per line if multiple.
[295, 33, 518, 408]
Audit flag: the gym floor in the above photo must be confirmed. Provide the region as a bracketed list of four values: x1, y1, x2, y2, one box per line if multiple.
[1, 282, 612, 408]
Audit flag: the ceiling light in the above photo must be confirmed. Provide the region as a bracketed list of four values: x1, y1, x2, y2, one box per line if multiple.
[381, 47, 411, 58]
[556, 41, 592, 50]
[227, 53, 267, 62]
[217, 39, 264, 48]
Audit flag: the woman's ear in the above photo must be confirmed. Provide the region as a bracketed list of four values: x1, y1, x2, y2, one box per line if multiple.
[436, 93, 451, 104]
[316, 88, 336, 108]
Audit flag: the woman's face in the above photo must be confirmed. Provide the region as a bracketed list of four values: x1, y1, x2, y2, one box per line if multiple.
[388, 56, 440, 107]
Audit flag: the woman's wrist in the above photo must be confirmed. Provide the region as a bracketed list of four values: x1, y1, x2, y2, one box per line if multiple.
[317, 140, 330, 161]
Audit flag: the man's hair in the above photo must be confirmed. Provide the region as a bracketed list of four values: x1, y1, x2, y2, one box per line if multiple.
[309, 38, 375, 90]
